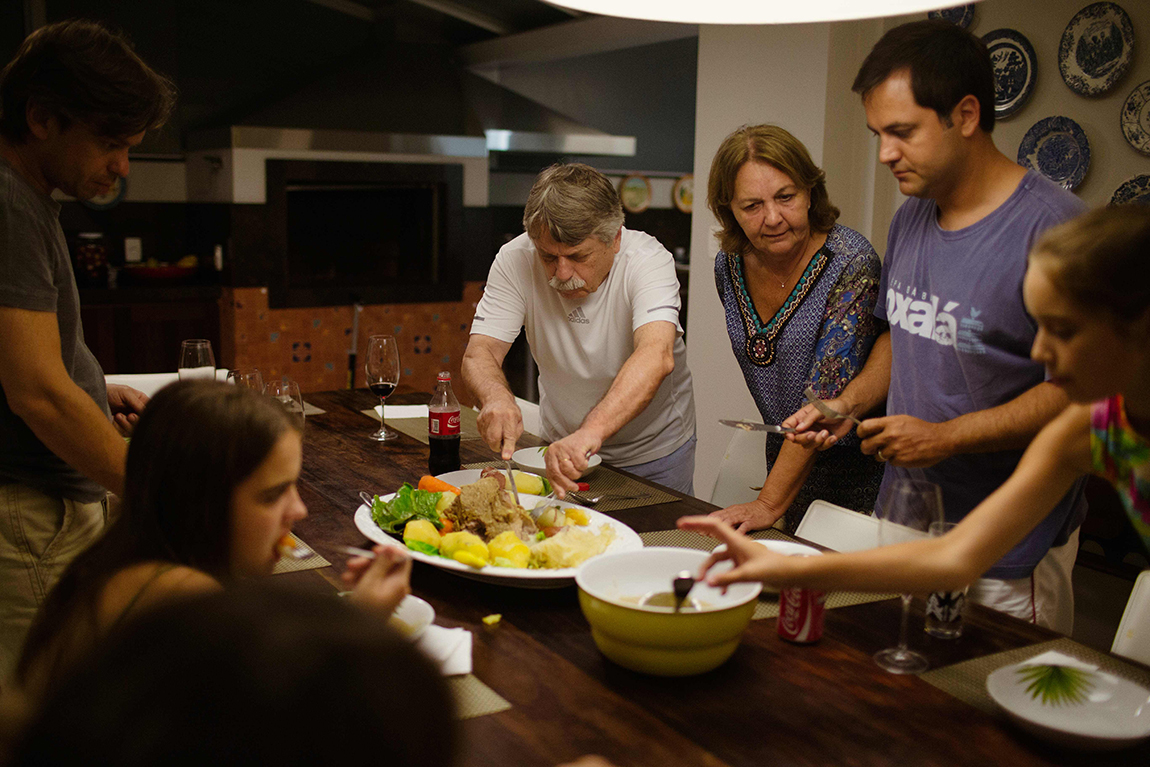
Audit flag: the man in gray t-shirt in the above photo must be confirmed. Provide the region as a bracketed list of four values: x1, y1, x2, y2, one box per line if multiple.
[788, 21, 1085, 633]
[0, 20, 174, 679]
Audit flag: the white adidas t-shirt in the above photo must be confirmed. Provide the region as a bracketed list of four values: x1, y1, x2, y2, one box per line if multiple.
[471, 228, 695, 466]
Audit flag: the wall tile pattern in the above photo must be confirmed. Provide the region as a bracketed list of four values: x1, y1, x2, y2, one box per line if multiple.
[226, 282, 484, 402]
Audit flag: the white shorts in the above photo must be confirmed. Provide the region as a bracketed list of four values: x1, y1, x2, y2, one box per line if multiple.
[968, 528, 1079, 635]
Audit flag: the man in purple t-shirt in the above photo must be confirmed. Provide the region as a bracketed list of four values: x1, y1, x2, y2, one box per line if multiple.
[787, 21, 1087, 633]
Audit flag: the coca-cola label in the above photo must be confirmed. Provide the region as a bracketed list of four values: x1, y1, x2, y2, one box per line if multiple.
[429, 410, 460, 436]
[777, 586, 825, 644]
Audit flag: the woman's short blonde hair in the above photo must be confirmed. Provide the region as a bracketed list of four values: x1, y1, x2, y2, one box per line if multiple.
[1030, 205, 1150, 324]
[522, 163, 624, 245]
[707, 125, 839, 256]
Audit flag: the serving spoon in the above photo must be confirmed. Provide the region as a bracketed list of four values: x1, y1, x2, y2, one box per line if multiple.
[672, 570, 696, 613]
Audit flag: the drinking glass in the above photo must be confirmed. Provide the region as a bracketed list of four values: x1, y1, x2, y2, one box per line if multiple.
[226, 368, 265, 393]
[873, 478, 944, 674]
[178, 339, 216, 380]
[924, 521, 968, 639]
[364, 335, 400, 441]
[267, 377, 305, 431]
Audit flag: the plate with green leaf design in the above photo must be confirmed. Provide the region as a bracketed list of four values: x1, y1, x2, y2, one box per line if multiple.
[986, 657, 1150, 750]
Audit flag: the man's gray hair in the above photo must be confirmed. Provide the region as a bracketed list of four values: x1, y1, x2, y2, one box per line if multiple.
[522, 163, 624, 245]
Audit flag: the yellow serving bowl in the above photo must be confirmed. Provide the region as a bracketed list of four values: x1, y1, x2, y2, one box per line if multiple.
[576, 547, 762, 676]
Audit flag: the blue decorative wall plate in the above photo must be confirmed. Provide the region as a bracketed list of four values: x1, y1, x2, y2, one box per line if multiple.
[1059, 2, 1134, 96]
[1110, 175, 1150, 205]
[79, 176, 126, 210]
[1017, 116, 1091, 191]
[1120, 80, 1150, 156]
[928, 4, 975, 28]
[983, 29, 1037, 120]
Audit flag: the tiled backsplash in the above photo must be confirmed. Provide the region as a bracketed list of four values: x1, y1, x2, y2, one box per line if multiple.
[225, 282, 485, 402]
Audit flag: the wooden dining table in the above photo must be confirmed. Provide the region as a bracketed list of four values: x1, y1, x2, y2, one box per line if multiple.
[282, 388, 1148, 767]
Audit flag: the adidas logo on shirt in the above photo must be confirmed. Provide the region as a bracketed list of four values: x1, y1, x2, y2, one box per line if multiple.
[566, 306, 590, 325]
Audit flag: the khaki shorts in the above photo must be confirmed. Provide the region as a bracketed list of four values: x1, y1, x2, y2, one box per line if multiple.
[0, 484, 106, 683]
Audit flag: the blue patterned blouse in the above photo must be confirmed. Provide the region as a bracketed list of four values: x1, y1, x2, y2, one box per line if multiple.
[715, 223, 886, 532]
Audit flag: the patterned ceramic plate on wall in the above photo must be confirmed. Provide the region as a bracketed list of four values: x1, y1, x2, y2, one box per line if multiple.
[1059, 2, 1134, 96]
[983, 29, 1038, 120]
[1120, 80, 1150, 156]
[1110, 175, 1150, 205]
[1017, 116, 1091, 191]
[928, 4, 975, 28]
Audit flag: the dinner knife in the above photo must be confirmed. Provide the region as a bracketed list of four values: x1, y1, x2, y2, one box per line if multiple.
[719, 419, 796, 434]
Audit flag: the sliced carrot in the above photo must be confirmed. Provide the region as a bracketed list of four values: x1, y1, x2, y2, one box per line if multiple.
[418, 475, 461, 494]
[439, 518, 454, 534]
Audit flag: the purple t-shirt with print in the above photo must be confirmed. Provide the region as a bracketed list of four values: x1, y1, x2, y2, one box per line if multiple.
[876, 171, 1088, 580]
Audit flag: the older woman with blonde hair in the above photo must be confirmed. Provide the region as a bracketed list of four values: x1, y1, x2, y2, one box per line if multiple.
[707, 124, 887, 533]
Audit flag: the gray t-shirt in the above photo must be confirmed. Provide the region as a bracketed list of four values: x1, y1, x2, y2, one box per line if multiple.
[0, 157, 109, 502]
[876, 171, 1088, 580]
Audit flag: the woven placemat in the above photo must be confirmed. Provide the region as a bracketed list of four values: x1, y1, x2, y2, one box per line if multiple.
[464, 461, 679, 512]
[271, 533, 330, 574]
[359, 407, 482, 444]
[920, 636, 1150, 715]
[639, 528, 898, 620]
[448, 674, 512, 720]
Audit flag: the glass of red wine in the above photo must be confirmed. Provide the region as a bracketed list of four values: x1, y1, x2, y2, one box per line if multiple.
[365, 335, 400, 441]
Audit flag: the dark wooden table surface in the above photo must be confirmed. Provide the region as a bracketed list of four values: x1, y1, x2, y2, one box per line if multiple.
[285, 389, 1149, 767]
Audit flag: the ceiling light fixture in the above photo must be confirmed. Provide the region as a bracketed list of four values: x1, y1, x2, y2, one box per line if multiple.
[544, 0, 979, 25]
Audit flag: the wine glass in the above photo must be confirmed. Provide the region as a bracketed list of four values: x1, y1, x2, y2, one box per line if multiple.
[365, 335, 400, 441]
[267, 377, 305, 431]
[178, 339, 216, 380]
[872, 478, 944, 674]
[226, 368, 265, 393]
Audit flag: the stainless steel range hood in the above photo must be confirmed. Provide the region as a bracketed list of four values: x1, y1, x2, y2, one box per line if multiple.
[462, 72, 636, 156]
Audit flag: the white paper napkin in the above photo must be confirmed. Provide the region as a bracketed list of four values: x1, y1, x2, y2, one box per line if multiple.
[376, 404, 429, 419]
[1020, 650, 1099, 672]
[416, 625, 472, 676]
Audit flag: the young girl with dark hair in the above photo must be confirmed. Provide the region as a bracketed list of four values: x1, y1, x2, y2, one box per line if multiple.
[681, 205, 1150, 593]
[13, 380, 410, 697]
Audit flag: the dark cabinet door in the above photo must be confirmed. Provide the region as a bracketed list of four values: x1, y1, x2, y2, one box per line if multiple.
[81, 299, 221, 374]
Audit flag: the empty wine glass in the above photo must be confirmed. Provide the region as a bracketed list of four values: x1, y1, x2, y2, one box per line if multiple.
[365, 335, 400, 441]
[226, 368, 265, 393]
[178, 339, 215, 380]
[873, 478, 944, 674]
[267, 377, 305, 431]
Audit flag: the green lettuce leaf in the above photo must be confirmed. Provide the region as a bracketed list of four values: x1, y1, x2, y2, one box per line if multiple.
[405, 540, 439, 556]
[370, 484, 443, 534]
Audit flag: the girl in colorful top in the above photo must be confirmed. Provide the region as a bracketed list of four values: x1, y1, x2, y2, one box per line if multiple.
[681, 205, 1150, 595]
[707, 125, 887, 534]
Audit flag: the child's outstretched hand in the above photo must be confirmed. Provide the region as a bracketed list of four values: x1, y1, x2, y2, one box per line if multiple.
[677, 515, 790, 589]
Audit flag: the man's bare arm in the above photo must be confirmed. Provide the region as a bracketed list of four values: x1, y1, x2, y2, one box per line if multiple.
[581, 320, 677, 443]
[461, 333, 522, 457]
[545, 321, 677, 492]
[0, 307, 126, 495]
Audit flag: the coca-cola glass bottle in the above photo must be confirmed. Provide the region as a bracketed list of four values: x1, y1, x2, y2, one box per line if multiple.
[428, 371, 461, 475]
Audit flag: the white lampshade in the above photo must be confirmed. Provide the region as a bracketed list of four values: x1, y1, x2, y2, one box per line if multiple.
[545, 0, 979, 25]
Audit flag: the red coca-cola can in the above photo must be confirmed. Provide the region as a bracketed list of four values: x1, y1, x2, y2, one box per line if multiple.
[777, 585, 825, 644]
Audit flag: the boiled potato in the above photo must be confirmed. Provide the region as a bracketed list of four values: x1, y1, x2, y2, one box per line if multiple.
[440, 531, 489, 568]
[510, 470, 547, 496]
[435, 491, 457, 513]
[564, 508, 590, 526]
[488, 530, 530, 568]
[403, 519, 441, 551]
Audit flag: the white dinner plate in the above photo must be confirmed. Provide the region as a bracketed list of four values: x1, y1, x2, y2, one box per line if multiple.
[986, 661, 1150, 750]
[512, 446, 602, 478]
[354, 494, 643, 589]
